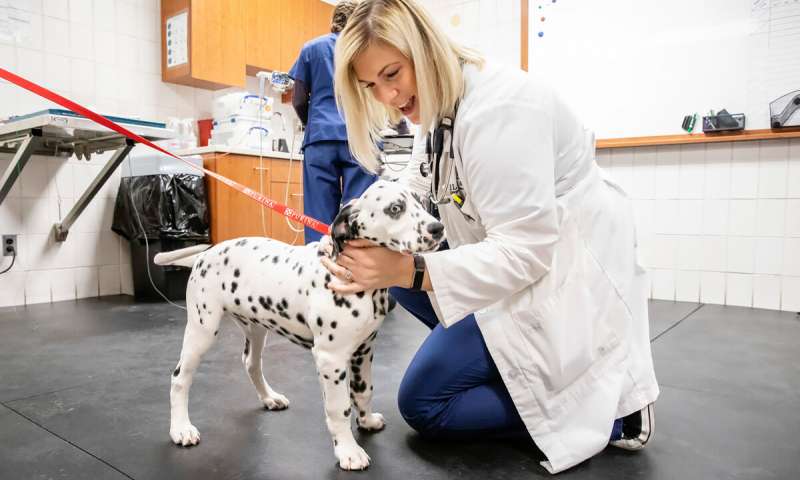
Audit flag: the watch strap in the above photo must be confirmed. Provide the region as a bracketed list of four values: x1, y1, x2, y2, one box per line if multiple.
[411, 254, 425, 290]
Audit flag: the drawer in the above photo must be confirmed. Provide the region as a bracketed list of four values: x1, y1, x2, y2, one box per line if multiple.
[271, 158, 303, 183]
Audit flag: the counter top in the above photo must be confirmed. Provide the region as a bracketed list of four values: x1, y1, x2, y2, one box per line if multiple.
[176, 145, 303, 160]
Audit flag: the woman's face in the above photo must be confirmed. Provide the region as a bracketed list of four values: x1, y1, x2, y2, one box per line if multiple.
[352, 41, 419, 123]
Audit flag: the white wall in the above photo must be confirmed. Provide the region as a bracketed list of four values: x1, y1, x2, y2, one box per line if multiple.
[599, 139, 800, 312]
[422, 0, 520, 68]
[0, 0, 301, 307]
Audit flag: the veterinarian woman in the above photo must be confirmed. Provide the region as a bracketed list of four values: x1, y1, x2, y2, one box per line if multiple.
[322, 0, 659, 473]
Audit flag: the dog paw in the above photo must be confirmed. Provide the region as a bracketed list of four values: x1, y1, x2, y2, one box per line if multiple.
[335, 443, 371, 470]
[170, 423, 201, 446]
[357, 412, 386, 431]
[262, 392, 290, 410]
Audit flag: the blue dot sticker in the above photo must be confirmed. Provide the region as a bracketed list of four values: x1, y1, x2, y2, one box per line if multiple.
[538, 31, 544, 37]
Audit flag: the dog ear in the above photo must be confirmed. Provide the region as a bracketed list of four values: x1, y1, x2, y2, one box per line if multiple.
[330, 202, 356, 259]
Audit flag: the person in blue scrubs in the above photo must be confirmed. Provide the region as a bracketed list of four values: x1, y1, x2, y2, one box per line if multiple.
[290, 0, 377, 244]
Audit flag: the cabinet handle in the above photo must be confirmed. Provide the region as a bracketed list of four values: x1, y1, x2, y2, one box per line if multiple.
[252, 167, 270, 172]
[290, 193, 303, 198]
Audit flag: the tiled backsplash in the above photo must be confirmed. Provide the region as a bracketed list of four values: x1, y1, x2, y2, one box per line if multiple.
[598, 139, 800, 312]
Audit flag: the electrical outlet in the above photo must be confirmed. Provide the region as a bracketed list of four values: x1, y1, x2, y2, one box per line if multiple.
[2, 235, 17, 257]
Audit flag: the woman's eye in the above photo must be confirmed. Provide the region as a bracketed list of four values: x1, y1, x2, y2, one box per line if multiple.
[386, 69, 399, 79]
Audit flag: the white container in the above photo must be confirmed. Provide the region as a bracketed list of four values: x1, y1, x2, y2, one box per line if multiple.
[121, 147, 204, 177]
[210, 125, 270, 150]
[212, 92, 274, 120]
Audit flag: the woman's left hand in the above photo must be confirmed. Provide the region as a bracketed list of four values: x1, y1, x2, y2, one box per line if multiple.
[321, 239, 412, 294]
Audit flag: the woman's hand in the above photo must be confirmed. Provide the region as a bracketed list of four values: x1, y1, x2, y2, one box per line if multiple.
[320, 239, 413, 294]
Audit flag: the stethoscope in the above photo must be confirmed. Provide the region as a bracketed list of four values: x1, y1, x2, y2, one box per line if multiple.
[419, 103, 474, 222]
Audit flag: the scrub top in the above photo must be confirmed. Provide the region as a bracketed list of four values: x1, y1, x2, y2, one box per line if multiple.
[289, 32, 348, 149]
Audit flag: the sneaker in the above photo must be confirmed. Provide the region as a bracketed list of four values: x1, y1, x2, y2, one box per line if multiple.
[609, 403, 655, 451]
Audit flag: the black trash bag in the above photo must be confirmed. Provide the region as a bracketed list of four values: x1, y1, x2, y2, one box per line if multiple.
[112, 173, 209, 242]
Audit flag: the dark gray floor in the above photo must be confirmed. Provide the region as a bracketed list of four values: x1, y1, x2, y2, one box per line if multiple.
[1, 297, 798, 479]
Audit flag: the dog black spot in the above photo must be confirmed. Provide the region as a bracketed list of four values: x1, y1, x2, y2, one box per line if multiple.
[222, 282, 226, 291]
[324, 273, 331, 283]
[235, 239, 248, 247]
[272, 256, 279, 264]
[297, 266, 303, 275]
[234, 268, 240, 277]
[200, 269, 207, 278]
[247, 296, 252, 302]
[311, 280, 316, 288]
[355, 357, 363, 366]
[231, 282, 238, 294]
[235, 298, 241, 306]
[335, 368, 340, 373]
[199, 317, 203, 324]
[173, 365, 181, 377]
[222, 307, 227, 312]
[334, 439, 338, 446]
[214, 330, 218, 336]
[202, 303, 207, 310]
[317, 317, 323, 327]
[280, 298, 288, 309]
[244, 339, 250, 356]
[296, 313, 306, 324]
[339, 371, 346, 381]
[330, 321, 337, 329]
[251, 306, 257, 314]
[324, 374, 329, 379]
[356, 291, 365, 298]
[224, 257, 229, 266]
[352, 310, 359, 317]
[343, 408, 351, 417]
[329, 334, 334, 341]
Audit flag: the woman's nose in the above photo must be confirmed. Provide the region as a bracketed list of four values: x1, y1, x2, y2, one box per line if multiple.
[374, 85, 398, 105]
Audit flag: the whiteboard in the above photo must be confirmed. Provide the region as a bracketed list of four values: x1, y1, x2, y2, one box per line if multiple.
[528, 0, 800, 138]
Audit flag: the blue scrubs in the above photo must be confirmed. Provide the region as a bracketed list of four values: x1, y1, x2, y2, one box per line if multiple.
[289, 33, 376, 243]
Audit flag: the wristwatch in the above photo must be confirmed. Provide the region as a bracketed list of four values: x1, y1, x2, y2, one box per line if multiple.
[411, 254, 426, 290]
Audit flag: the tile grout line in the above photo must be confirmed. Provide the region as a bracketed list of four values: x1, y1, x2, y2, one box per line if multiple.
[0, 402, 135, 480]
[650, 303, 705, 343]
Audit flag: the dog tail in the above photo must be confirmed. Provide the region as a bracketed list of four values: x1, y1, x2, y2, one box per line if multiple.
[153, 244, 212, 268]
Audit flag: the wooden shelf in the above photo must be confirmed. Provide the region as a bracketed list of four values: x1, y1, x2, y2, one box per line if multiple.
[596, 127, 800, 149]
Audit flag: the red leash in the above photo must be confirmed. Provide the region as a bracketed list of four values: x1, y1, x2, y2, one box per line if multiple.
[0, 67, 330, 235]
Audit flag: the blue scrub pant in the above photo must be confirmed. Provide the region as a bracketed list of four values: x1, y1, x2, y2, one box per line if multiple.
[390, 287, 626, 441]
[390, 286, 530, 439]
[301, 141, 377, 243]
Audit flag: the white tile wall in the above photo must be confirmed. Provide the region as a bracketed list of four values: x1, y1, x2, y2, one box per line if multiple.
[604, 139, 800, 312]
[0, 1, 231, 307]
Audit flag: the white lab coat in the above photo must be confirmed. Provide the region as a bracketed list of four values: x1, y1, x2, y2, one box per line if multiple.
[401, 62, 659, 474]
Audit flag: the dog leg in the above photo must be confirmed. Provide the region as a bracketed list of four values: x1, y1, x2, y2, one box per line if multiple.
[312, 346, 370, 470]
[169, 293, 221, 447]
[350, 338, 385, 432]
[241, 328, 290, 410]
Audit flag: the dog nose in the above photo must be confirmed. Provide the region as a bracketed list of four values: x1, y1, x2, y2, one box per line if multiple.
[427, 222, 444, 238]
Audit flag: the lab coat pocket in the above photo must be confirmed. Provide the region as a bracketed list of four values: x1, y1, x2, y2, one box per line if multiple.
[510, 223, 621, 412]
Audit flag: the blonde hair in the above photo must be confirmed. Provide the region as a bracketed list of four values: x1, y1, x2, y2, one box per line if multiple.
[334, 0, 483, 172]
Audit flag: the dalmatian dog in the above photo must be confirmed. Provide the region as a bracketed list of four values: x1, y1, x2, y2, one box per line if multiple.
[154, 179, 444, 470]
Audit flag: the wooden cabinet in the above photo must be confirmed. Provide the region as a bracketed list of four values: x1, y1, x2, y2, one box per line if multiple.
[162, 0, 335, 89]
[244, 0, 282, 76]
[202, 153, 304, 245]
[162, 0, 246, 89]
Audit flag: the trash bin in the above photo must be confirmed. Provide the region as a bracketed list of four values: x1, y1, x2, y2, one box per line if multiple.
[112, 149, 209, 302]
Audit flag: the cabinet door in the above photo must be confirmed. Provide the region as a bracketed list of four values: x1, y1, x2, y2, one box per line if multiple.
[270, 181, 305, 245]
[279, 0, 314, 72]
[213, 154, 273, 242]
[312, 0, 334, 37]
[190, 0, 246, 87]
[244, 0, 282, 74]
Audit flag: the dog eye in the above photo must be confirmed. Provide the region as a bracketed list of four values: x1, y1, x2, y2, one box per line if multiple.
[390, 205, 401, 214]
